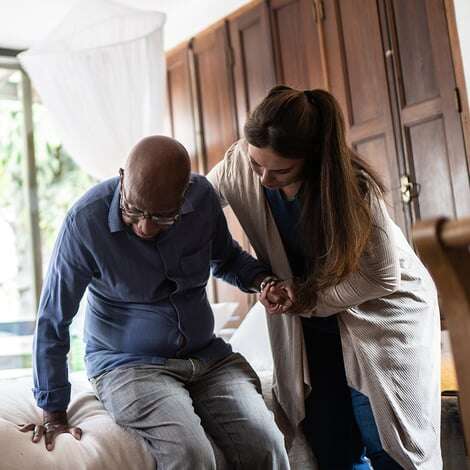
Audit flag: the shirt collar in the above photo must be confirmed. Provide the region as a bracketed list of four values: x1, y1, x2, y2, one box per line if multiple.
[108, 178, 195, 233]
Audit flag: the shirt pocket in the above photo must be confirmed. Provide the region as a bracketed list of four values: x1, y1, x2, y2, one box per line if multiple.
[180, 243, 211, 287]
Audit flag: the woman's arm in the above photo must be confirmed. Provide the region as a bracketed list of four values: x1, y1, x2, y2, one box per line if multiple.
[306, 195, 401, 317]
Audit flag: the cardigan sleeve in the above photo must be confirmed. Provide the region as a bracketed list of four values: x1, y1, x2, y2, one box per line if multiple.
[307, 194, 401, 317]
[207, 159, 228, 208]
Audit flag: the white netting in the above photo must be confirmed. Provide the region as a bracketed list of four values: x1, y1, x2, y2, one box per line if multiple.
[19, 0, 166, 180]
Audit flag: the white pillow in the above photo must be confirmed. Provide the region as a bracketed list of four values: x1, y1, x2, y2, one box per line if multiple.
[229, 301, 274, 373]
[211, 302, 238, 335]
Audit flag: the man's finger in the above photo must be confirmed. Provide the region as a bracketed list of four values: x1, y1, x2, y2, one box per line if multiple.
[33, 424, 45, 443]
[260, 285, 269, 301]
[18, 423, 35, 433]
[45, 429, 56, 451]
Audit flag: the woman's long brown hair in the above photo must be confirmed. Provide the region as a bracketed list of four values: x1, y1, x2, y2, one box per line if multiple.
[244, 85, 385, 312]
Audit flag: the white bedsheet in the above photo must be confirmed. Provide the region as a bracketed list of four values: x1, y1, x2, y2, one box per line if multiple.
[1, 373, 155, 470]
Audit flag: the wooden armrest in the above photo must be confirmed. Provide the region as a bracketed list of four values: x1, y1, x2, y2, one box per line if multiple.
[412, 216, 470, 453]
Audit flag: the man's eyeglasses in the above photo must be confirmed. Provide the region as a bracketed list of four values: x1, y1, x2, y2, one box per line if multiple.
[119, 168, 183, 226]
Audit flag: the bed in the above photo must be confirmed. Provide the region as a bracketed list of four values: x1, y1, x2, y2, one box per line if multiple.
[0, 302, 315, 470]
[1, 302, 467, 469]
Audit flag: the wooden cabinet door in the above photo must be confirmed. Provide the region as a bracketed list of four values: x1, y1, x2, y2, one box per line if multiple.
[229, 1, 277, 135]
[190, 22, 238, 173]
[384, 0, 470, 220]
[322, 0, 408, 233]
[166, 44, 198, 172]
[269, 0, 326, 90]
[190, 22, 255, 317]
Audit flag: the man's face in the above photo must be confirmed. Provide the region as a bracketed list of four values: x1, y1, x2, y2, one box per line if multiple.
[247, 144, 305, 190]
[120, 170, 186, 239]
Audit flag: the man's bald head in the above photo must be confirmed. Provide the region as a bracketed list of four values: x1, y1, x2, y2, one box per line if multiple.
[123, 135, 191, 213]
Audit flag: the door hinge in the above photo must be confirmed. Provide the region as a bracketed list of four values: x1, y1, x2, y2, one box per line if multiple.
[312, 0, 325, 23]
[400, 174, 421, 204]
[454, 87, 462, 114]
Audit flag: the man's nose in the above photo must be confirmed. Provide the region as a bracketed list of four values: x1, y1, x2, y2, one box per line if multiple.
[137, 218, 158, 235]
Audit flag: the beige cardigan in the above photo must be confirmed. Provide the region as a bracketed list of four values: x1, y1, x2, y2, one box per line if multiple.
[207, 140, 442, 470]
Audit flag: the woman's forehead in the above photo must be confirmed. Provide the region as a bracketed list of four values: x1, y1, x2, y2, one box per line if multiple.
[248, 144, 302, 169]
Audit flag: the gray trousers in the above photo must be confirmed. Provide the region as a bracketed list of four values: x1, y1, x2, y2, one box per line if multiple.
[90, 352, 290, 470]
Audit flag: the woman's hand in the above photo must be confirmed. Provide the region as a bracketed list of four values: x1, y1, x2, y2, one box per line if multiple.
[260, 279, 296, 315]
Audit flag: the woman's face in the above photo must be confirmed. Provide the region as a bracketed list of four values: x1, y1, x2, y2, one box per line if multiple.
[247, 144, 305, 190]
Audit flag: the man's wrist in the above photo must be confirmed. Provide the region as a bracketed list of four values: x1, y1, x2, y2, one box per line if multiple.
[43, 410, 67, 424]
[251, 273, 280, 293]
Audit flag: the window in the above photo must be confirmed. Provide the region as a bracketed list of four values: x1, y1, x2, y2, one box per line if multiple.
[0, 58, 95, 377]
[0, 66, 36, 376]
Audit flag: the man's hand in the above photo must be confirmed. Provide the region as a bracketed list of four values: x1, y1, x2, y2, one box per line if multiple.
[18, 410, 82, 451]
[260, 279, 295, 315]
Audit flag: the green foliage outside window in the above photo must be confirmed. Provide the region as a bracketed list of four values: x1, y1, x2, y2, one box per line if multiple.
[0, 93, 96, 373]
[0, 102, 97, 268]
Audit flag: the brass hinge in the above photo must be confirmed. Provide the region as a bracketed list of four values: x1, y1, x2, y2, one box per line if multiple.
[312, 0, 325, 23]
[454, 87, 462, 114]
[400, 174, 421, 204]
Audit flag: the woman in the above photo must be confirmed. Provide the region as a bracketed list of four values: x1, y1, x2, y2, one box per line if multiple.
[207, 86, 441, 470]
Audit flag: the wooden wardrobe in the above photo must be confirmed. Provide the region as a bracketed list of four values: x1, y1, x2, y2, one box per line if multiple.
[165, 0, 470, 314]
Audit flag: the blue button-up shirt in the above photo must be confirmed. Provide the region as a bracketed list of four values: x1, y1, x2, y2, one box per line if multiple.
[33, 174, 268, 411]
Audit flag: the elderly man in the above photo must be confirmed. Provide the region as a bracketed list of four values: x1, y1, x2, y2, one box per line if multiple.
[20, 136, 289, 470]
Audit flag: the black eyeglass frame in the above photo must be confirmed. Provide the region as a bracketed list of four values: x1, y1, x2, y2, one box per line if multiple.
[118, 168, 186, 226]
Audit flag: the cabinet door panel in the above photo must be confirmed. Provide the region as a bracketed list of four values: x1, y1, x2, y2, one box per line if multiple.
[393, 0, 440, 107]
[270, 0, 325, 90]
[192, 23, 238, 173]
[230, 1, 277, 135]
[339, 0, 388, 126]
[390, 0, 470, 219]
[167, 46, 198, 172]
[323, 0, 407, 231]
[406, 116, 455, 219]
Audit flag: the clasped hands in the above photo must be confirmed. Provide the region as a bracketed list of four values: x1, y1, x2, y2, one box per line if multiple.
[260, 279, 296, 315]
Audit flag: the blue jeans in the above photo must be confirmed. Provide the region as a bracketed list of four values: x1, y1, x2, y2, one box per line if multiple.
[301, 316, 402, 470]
[351, 388, 403, 469]
[91, 353, 289, 470]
